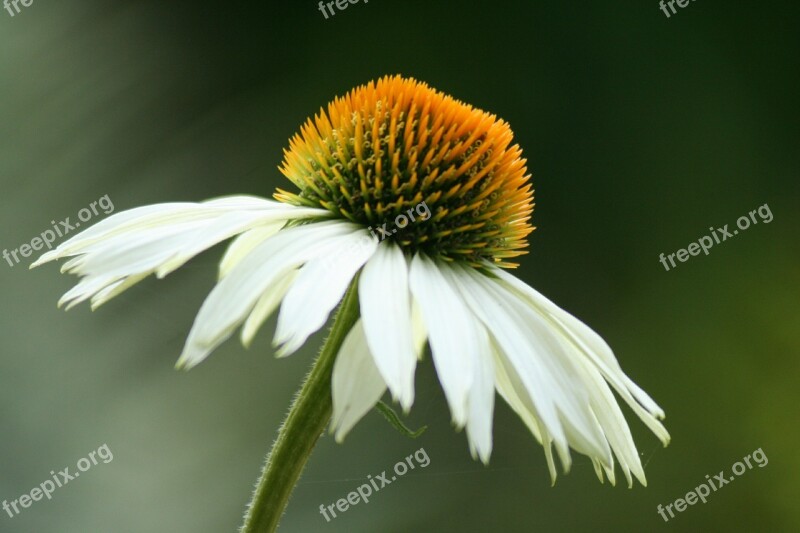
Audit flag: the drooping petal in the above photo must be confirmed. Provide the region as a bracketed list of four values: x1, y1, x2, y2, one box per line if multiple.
[331, 319, 387, 442]
[445, 265, 566, 465]
[409, 254, 478, 428]
[581, 367, 646, 487]
[176, 220, 361, 369]
[410, 297, 428, 360]
[491, 339, 559, 483]
[448, 264, 615, 473]
[359, 243, 416, 411]
[90, 273, 149, 310]
[465, 321, 495, 464]
[274, 231, 377, 357]
[240, 270, 298, 348]
[488, 265, 670, 447]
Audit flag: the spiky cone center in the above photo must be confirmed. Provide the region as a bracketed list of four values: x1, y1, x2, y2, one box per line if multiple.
[276, 75, 535, 267]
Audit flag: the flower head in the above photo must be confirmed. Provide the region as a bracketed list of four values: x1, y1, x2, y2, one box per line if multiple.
[276, 76, 534, 267]
[34, 75, 668, 486]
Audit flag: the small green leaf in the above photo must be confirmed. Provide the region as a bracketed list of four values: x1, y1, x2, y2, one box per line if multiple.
[374, 400, 427, 438]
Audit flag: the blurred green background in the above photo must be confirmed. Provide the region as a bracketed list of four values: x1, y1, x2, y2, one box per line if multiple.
[1, 1, 798, 531]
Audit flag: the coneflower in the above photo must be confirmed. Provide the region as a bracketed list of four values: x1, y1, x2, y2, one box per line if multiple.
[33, 75, 669, 533]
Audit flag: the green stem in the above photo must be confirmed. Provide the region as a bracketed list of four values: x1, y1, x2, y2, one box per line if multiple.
[241, 281, 361, 533]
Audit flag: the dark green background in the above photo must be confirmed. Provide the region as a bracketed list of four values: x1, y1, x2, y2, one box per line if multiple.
[1, 1, 798, 531]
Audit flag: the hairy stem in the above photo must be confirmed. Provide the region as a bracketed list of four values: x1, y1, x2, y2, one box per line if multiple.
[240, 281, 360, 532]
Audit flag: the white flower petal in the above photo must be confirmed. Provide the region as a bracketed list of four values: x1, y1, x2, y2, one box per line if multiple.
[59, 220, 209, 299]
[154, 211, 281, 278]
[34, 196, 329, 309]
[331, 319, 387, 442]
[274, 231, 377, 357]
[218, 224, 283, 280]
[449, 265, 614, 471]
[177, 220, 359, 369]
[359, 243, 416, 411]
[59, 273, 121, 310]
[491, 335, 565, 479]
[591, 457, 608, 484]
[34, 202, 204, 265]
[492, 340, 544, 443]
[410, 297, 428, 360]
[240, 270, 298, 348]
[90, 273, 149, 310]
[446, 266, 566, 455]
[57, 223, 209, 308]
[489, 265, 670, 446]
[465, 322, 494, 464]
[584, 374, 644, 487]
[409, 254, 478, 428]
[33, 196, 324, 266]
